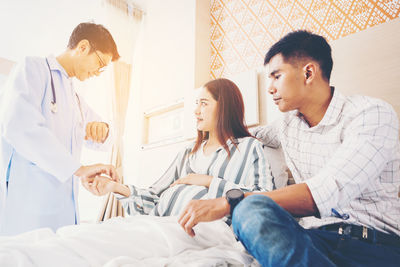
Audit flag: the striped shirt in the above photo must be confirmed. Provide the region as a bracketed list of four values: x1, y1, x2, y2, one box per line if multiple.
[115, 137, 274, 217]
[255, 88, 400, 236]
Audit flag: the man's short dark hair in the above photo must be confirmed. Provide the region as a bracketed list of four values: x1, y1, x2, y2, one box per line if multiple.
[68, 22, 120, 62]
[264, 30, 333, 81]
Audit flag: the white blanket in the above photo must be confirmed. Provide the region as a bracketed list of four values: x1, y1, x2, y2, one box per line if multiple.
[0, 216, 258, 266]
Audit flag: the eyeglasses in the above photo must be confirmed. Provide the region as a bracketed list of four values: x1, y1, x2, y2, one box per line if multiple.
[91, 43, 107, 73]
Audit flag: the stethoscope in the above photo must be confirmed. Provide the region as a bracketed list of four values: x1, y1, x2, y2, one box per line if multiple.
[44, 58, 84, 124]
[45, 58, 58, 113]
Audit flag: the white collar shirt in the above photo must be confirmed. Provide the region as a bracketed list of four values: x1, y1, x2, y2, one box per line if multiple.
[258, 88, 400, 235]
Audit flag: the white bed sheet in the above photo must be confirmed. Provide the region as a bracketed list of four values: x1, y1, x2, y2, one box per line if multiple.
[0, 215, 259, 267]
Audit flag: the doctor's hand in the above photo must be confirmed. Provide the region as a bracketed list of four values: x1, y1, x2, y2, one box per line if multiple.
[178, 198, 230, 237]
[74, 164, 120, 182]
[170, 174, 213, 188]
[81, 176, 116, 196]
[81, 176, 130, 197]
[85, 122, 109, 143]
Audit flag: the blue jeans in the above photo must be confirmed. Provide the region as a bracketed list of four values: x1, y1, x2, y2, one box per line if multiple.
[232, 195, 400, 267]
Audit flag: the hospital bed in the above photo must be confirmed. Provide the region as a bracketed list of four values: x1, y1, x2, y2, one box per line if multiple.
[0, 149, 285, 267]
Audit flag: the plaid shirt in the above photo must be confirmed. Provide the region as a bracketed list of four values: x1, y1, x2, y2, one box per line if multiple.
[256, 88, 400, 236]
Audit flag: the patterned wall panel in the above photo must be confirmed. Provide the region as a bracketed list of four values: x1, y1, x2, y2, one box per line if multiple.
[210, 0, 400, 78]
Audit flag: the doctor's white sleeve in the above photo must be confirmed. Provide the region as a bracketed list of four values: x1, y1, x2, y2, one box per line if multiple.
[0, 58, 81, 183]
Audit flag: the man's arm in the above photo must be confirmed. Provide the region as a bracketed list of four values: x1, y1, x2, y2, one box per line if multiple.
[75, 164, 120, 182]
[178, 183, 317, 236]
[0, 59, 118, 182]
[253, 183, 317, 217]
[0, 58, 81, 182]
[252, 119, 281, 148]
[78, 95, 113, 149]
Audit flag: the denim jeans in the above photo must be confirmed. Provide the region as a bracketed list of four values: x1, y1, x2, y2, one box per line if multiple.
[232, 195, 400, 267]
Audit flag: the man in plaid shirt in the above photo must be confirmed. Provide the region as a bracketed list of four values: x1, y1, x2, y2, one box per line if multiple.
[178, 30, 400, 266]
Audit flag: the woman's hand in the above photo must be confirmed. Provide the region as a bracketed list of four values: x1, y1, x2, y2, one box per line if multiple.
[170, 174, 213, 188]
[81, 175, 117, 196]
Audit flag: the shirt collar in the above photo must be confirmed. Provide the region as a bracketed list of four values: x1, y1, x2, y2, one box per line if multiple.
[203, 138, 239, 153]
[317, 87, 346, 126]
[290, 86, 346, 127]
[46, 55, 69, 78]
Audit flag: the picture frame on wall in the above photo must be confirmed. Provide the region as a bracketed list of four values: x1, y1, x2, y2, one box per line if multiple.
[141, 99, 185, 150]
[140, 70, 261, 150]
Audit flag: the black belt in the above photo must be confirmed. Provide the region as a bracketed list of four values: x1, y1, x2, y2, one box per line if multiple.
[319, 224, 400, 247]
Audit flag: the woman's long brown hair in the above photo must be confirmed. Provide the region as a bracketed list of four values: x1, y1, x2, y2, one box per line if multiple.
[191, 78, 252, 156]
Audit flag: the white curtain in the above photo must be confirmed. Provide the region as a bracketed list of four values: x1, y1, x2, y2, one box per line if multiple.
[97, 0, 144, 222]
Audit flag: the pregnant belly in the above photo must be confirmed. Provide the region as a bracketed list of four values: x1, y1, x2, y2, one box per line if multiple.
[155, 184, 209, 216]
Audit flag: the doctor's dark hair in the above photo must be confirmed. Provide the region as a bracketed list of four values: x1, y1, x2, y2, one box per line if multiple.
[191, 78, 252, 156]
[68, 22, 120, 61]
[264, 30, 333, 81]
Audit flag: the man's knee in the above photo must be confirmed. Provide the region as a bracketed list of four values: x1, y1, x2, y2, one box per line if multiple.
[233, 194, 278, 218]
[231, 195, 280, 236]
[231, 195, 310, 266]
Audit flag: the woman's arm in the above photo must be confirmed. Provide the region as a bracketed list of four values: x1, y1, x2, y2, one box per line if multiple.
[169, 139, 274, 197]
[81, 176, 129, 196]
[82, 147, 192, 215]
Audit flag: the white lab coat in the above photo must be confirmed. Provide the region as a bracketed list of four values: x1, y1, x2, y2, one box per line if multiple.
[0, 55, 112, 236]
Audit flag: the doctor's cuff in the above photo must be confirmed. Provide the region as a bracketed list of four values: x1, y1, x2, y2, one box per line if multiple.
[63, 161, 82, 183]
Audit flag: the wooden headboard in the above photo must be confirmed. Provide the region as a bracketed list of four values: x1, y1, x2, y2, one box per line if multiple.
[330, 18, 400, 119]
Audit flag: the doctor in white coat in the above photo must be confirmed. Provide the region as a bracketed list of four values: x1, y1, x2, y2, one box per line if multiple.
[0, 22, 120, 236]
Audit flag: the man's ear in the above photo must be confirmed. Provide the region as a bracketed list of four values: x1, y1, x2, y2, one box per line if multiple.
[303, 62, 317, 84]
[76, 39, 90, 56]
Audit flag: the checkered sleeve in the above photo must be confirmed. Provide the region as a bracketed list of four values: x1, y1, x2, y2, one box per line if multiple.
[305, 101, 399, 218]
[252, 119, 281, 148]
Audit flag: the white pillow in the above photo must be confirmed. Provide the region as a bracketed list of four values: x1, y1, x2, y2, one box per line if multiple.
[263, 145, 289, 189]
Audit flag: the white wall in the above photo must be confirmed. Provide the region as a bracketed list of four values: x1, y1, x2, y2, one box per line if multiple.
[0, 0, 108, 62]
[330, 18, 400, 118]
[123, 0, 210, 187]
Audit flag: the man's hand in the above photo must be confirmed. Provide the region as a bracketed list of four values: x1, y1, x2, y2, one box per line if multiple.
[170, 174, 213, 188]
[74, 164, 119, 182]
[85, 122, 109, 143]
[178, 197, 230, 237]
[81, 176, 116, 196]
